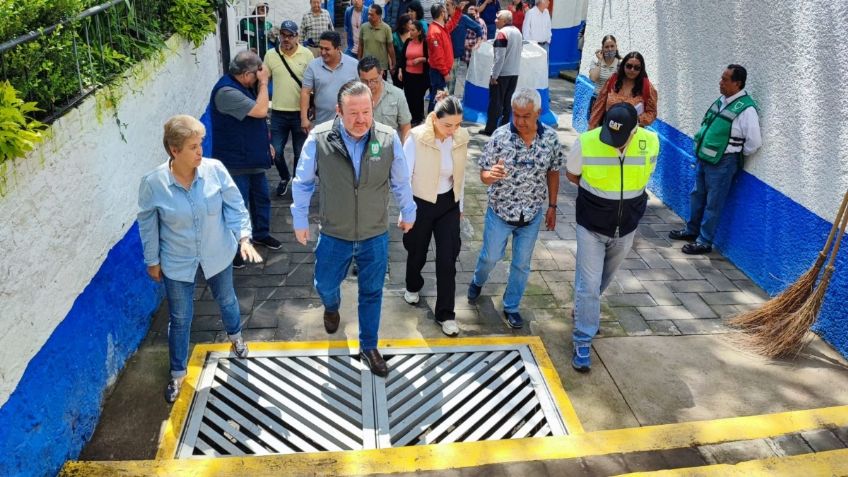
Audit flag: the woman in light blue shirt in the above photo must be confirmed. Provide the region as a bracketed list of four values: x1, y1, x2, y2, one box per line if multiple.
[138, 115, 263, 403]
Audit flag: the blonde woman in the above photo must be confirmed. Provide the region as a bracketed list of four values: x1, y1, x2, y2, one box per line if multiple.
[401, 94, 469, 336]
[138, 115, 262, 403]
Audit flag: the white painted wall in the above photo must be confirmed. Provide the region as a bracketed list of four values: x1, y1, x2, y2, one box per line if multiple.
[580, 0, 848, 222]
[0, 34, 220, 407]
[552, 0, 588, 29]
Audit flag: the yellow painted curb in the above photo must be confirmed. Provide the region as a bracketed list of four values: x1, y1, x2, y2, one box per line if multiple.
[619, 447, 848, 477]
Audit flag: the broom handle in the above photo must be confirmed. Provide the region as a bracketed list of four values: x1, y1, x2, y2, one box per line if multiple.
[817, 188, 848, 268]
[824, 189, 848, 269]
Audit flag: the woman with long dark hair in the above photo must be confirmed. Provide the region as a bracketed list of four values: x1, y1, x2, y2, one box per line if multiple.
[588, 51, 657, 128]
[399, 20, 430, 125]
[391, 14, 413, 87]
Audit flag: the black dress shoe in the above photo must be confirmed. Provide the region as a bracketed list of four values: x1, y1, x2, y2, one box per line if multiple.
[668, 229, 698, 241]
[360, 349, 388, 377]
[682, 242, 713, 255]
[323, 310, 340, 334]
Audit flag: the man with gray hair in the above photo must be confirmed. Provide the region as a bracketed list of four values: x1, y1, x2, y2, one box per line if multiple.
[291, 80, 417, 378]
[210, 50, 282, 269]
[481, 9, 523, 136]
[468, 88, 563, 329]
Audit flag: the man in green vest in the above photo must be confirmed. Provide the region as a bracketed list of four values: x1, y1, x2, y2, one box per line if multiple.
[669, 65, 762, 254]
[291, 80, 417, 378]
[566, 103, 659, 372]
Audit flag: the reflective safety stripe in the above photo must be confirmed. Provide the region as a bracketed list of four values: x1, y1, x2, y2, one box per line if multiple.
[582, 156, 657, 166]
[700, 146, 718, 157]
[579, 178, 646, 200]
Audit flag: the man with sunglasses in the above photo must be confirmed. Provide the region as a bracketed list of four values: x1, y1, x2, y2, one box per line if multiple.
[264, 20, 314, 197]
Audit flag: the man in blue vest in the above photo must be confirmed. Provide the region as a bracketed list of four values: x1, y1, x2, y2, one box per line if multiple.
[210, 50, 282, 269]
[566, 103, 660, 372]
[669, 65, 762, 254]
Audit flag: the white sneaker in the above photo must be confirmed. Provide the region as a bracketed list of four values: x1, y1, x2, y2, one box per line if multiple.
[439, 319, 460, 336]
[403, 289, 420, 305]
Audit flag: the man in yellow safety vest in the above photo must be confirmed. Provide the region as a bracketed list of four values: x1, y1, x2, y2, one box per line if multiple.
[566, 102, 660, 372]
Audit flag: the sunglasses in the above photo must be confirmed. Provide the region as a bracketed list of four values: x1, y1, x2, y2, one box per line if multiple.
[625, 63, 642, 71]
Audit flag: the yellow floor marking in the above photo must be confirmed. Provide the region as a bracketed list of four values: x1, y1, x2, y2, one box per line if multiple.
[620, 448, 848, 476]
[157, 336, 583, 459]
[91, 337, 848, 476]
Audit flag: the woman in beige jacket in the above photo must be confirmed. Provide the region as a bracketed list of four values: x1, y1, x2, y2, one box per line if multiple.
[401, 95, 469, 336]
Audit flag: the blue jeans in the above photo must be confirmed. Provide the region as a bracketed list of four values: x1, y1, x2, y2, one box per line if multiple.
[573, 225, 635, 344]
[428, 68, 447, 113]
[270, 110, 307, 182]
[314, 232, 389, 350]
[163, 265, 242, 378]
[232, 172, 271, 240]
[685, 153, 740, 246]
[472, 207, 543, 313]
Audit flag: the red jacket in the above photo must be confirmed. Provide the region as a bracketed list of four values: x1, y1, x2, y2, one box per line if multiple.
[427, 11, 462, 76]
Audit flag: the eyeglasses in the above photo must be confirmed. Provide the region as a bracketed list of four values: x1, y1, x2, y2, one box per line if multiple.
[361, 78, 382, 86]
[625, 63, 642, 71]
[281, 32, 296, 39]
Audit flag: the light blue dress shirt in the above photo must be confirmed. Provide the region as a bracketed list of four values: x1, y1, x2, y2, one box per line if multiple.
[138, 158, 252, 282]
[291, 122, 417, 232]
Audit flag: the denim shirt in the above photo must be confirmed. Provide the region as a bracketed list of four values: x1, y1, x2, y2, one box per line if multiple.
[138, 158, 251, 282]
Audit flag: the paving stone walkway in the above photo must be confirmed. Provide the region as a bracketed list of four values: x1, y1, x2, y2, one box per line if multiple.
[80, 78, 848, 473]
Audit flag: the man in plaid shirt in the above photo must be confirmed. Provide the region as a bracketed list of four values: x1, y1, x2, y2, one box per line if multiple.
[301, 0, 334, 51]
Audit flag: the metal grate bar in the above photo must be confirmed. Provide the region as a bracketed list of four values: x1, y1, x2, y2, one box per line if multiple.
[177, 344, 570, 458]
[414, 352, 522, 446]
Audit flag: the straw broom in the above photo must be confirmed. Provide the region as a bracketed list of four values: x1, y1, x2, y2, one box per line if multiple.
[728, 188, 848, 332]
[734, 191, 848, 358]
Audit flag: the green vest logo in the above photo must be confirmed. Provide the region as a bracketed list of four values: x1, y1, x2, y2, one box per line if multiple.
[639, 139, 647, 151]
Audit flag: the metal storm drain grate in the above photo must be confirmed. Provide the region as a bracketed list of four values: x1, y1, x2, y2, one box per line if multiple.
[177, 345, 569, 458]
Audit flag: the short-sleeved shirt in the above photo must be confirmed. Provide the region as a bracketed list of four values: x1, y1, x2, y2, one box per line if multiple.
[478, 122, 563, 222]
[214, 87, 265, 175]
[360, 21, 393, 69]
[373, 81, 412, 129]
[264, 45, 314, 111]
[301, 9, 334, 45]
[303, 54, 360, 123]
[590, 57, 619, 94]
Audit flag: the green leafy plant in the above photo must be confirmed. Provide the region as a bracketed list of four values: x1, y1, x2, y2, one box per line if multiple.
[0, 81, 47, 163]
[167, 0, 217, 48]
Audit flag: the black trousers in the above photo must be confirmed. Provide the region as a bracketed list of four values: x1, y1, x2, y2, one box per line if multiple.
[484, 75, 518, 134]
[403, 192, 461, 322]
[403, 71, 429, 126]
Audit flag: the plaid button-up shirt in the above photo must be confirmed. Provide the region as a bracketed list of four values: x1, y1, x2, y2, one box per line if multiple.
[301, 9, 334, 45]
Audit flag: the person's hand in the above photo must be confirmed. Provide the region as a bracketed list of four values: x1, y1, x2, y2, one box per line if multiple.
[444, 72, 451, 83]
[545, 206, 557, 231]
[269, 144, 276, 159]
[488, 159, 506, 181]
[301, 117, 313, 133]
[240, 241, 264, 263]
[398, 221, 414, 233]
[398, 69, 403, 82]
[595, 49, 603, 61]
[459, 1, 469, 11]
[489, 76, 498, 85]
[295, 228, 310, 245]
[256, 65, 270, 84]
[147, 264, 162, 282]
[416, 57, 425, 65]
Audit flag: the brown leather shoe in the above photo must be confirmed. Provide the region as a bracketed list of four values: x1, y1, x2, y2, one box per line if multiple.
[360, 349, 388, 377]
[323, 310, 340, 334]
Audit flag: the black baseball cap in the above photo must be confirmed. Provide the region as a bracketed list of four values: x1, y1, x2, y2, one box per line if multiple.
[599, 102, 638, 148]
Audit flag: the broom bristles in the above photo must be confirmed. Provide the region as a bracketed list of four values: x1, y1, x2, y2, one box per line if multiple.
[741, 268, 833, 358]
[727, 257, 822, 330]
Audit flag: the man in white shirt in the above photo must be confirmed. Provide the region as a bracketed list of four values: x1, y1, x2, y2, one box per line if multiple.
[522, 0, 552, 55]
[668, 64, 762, 254]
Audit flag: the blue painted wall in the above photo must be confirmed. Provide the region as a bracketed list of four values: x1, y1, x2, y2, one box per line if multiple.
[572, 74, 848, 358]
[549, 22, 583, 76]
[461, 82, 558, 127]
[0, 223, 163, 477]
